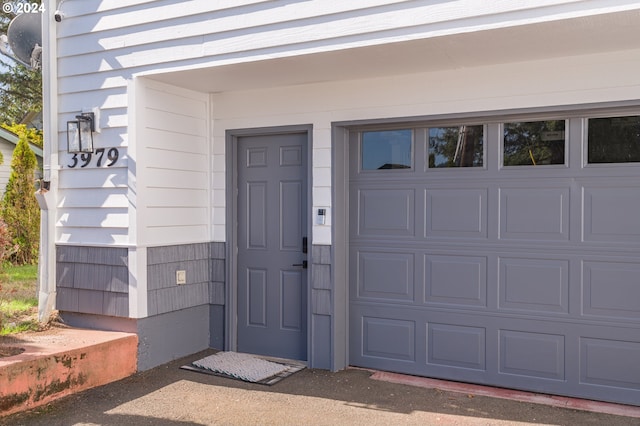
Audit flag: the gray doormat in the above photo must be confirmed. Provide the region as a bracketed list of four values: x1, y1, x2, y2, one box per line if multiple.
[182, 351, 305, 385]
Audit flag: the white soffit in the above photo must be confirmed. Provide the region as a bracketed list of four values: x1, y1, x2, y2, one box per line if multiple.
[145, 10, 640, 93]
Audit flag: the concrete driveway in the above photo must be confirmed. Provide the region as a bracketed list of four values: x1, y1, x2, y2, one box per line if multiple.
[2, 350, 639, 426]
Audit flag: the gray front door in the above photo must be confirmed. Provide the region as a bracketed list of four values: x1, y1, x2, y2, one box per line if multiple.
[237, 132, 308, 360]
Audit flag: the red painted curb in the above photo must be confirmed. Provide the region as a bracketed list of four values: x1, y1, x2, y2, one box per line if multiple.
[1, 329, 137, 417]
[370, 371, 640, 419]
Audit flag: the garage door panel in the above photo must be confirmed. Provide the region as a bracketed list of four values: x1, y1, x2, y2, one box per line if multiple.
[498, 257, 569, 314]
[356, 188, 415, 236]
[427, 323, 486, 370]
[583, 261, 640, 319]
[580, 338, 640, 390]
[499, 187, 569, 241]
[426, 189, 487, 238]
[583, 185, 640, 243]
[499, 330, 565, 380]
[356, 251, 414, 301]
[425, 254, 487, 307]
[351, 303, 640, 404]
[361, 316, 416, 362]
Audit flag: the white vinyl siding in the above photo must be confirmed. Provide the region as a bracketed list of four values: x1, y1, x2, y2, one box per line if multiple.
[131, 79, 209, 246]
[56, 162, 130, 244]
[53, 0, 640, 246]
[208, 48, 640, 245]
[57, 1, 639, 62]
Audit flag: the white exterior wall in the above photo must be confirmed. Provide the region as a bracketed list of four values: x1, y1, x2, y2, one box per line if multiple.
[130, 79, 209, 247]
[52, 0, 640, 246]
[211, 48, 640, 244]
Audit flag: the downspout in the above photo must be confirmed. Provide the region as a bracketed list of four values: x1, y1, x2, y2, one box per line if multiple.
[35, 0, 59, 322]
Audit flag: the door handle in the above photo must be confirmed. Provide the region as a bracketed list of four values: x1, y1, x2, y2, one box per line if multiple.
[292, 260, 308, 269]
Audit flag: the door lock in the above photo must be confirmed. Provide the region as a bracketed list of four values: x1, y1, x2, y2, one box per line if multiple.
[292, 260, 308, 269]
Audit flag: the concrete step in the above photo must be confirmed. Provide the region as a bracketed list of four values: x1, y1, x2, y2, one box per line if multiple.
[0, 327, 137, 417]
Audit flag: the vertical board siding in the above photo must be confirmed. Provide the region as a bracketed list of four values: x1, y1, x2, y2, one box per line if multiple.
[147, 243, 211, 316]
[56, 246, 129, 317]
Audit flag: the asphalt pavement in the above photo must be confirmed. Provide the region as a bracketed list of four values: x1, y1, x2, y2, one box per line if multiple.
[2, 349, 639, 426]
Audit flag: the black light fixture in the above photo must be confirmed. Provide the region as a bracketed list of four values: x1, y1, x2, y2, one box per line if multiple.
[67, 112, 95, 153]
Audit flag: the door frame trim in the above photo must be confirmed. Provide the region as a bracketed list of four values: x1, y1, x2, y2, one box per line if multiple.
[225, 125, 313, 355]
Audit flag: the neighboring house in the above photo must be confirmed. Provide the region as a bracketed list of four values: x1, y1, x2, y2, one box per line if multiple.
[0, 127, 43, 196]
[40, 1, 640, 406]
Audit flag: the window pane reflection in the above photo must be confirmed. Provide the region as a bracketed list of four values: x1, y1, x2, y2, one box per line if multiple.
[503, 120, 566, 166]
[362, 129, 412, 170]
[428, 125, 483, 168]
[588, 116, 640, 163]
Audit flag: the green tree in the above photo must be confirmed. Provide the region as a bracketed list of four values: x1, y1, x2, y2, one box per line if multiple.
[0, 61, 41, 124]
[0, 1, 43, 124]
[2, 122, 42, 148]
[0, 125, 40, 264]
[503, 120, 565, 166]
[429, 125, 484, 168]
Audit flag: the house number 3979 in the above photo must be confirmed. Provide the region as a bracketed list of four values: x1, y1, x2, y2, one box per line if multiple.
[67, 148, 120, 168]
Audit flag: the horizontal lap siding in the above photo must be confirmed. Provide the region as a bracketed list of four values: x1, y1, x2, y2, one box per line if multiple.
[54, 0, 639, 246]
[57, 165, 129, 244]
[135, 80, 209, 245]
[56, 82, 129, 244]
[57, 1, 621, 62]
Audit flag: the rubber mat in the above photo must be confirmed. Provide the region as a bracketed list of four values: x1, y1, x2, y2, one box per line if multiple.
[182, 351, 305, 385]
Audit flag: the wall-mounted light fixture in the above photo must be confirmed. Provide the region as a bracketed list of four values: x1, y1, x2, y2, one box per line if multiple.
[67, 112, 95, 153]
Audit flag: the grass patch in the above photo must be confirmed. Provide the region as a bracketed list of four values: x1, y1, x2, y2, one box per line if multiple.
[0, 264, 39, 335]
[4, 264, 37, 282]
[2, 298, 37, 312]
[1, 320, 40, 335]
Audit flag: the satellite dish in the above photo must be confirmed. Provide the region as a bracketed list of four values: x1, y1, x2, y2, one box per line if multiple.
[7, 12, 42, 69]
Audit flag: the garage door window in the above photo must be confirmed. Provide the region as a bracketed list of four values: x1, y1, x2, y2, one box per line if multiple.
[361, 129, 412, 170]
[587, 115, 640, 164]
[503, 120, 566, 166]
[428, 125, 484, 168]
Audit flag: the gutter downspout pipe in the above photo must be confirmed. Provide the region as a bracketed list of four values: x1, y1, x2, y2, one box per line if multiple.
[35, 0, 59, 322]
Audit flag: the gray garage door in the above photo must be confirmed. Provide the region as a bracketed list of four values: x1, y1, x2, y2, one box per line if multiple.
[348, 112, 640, 406]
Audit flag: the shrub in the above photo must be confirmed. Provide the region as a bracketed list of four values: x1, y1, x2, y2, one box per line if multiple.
[0, 126, 40, 265]
[0, 219, 17, 263]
